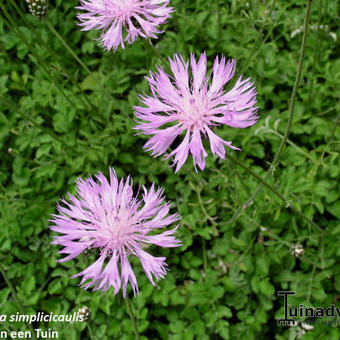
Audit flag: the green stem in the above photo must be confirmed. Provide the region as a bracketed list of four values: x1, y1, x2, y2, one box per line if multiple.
[125, 294, 140, 340]
[223, 159, 241, 204]
[191, 181, 219, 236]
[306, 265, 316, 304]
[147, 39, 168, 66]
[202, 238, 208, 275]
[229, 0, 313, 226]
[264, 128, 318, 163]
[86, 323, 96, 340]
[226, 154, 324, 234]
[44, 20, 114, 102]
[237, 0, 279, 77]
[306, 0, 323, 113]
[0, 7, 75, 109]
[45, 21, 90, 75]
[315, 105, 337, 117]
[270, 0, 312, 179]
[172, 8, 188, 54]
[9, 0, 93, 111]
[0, 263, 37, 340]
[329, 109, 340, 140]
[222, 200, 324, 266]
[233, 237, 257, 267]
[317, 110, 340, 166]
[0, 95, 71, 150]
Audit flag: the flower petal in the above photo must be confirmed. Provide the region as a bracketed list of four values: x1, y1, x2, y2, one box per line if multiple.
[135, 248, 167, 285]
[190, 128, 208, 171]
[121, 254, 139, 297]
[205, 126, 240, 159]
[167, 129, 191, 173]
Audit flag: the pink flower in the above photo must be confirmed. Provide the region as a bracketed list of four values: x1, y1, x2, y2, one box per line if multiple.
[134, 53, 258, 172]
[50, 168, 181, 297]
[76, 0, 173, 52]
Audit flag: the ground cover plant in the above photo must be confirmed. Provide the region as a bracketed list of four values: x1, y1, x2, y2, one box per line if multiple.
[0, 0, 339, 339]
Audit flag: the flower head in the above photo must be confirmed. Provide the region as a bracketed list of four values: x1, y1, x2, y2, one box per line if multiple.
[50, 168, 181, 297]
[134, 53, 258, 172]
[76, 0, 173, 52]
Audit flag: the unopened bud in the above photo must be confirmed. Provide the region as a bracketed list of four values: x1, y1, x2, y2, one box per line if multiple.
[290, 244, 304, 258]
[78, 306, 91, 321]
[26, 0, 47, 17]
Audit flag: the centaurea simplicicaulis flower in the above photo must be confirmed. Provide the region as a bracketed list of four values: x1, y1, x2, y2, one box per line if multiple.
[76, 0, 173, 52]
[50, 168, 181, 297]
[134, 53, 258, 172]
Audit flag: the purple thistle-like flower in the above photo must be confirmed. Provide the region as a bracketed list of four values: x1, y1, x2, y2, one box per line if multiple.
[76, 0, 173, 52]
[50, 168, 181, 297]
[134, 53, 258, 172]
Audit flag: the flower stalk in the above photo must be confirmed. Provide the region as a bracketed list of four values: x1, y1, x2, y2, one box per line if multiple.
[125, 294, 140, 340]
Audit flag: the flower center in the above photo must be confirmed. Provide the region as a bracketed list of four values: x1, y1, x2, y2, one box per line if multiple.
[177, 92, 211, 130]
[90, 213, 132, 252]
[113, 0, 141, 19]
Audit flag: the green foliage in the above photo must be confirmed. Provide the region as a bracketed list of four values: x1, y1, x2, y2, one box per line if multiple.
[0, 0, 339, 339]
